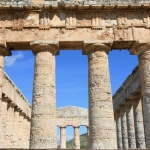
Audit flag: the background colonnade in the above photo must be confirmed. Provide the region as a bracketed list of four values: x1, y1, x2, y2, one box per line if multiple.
[59, 126, 89, 149]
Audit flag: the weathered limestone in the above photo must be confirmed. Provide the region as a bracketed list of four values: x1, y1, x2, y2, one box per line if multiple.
[74, 126, 80, 149]
[30, 40, 58, 149]
[6, 102, 15, 148]
[133, 97, 146, 148]
[115, 110, 122, 149]
[13, 107, 20, 148]
[131, 42, 150, 148]
[125, 99, 136, 148]
[83, 42, 117, 149]
[60, 126, 66, 149]
[0, 44, 11, 148]
[119, 105, 128, 149]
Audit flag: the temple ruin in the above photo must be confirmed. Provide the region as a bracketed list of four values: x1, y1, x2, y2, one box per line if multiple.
[0, 0, 150, 149]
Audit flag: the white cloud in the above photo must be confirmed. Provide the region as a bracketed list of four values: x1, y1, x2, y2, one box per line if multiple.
[5, 51, 24, 67]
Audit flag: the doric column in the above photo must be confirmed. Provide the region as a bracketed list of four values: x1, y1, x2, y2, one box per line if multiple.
[18, 111, 25, 148]
[119, 104, 128, 149]
[30, 41, 58, 149]
[74, 126, 80, 149]
[13, 106, 21, 148]
[131, 42, 150, 147]
[114, 110, 122, 149]
[83, 42, 117, 149]
[6, 101, 16, 148]
[133, 97, 146, 148]
[86, 126, 89, 148]
[125, 99, 136, 148]
[60, 126, 66, 148]
[0, 43, 11, 148]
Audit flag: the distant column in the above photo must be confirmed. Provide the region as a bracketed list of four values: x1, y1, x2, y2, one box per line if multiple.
[18, 111, 24, 148]
[60, 126, 66, 149]
[83, 43, 117, 149]
[133, 97, 146, 148]
[30, 41, 58, 149]
[13, 106, 20, 148]
[0, 43, 11, 148]
[119, 104, 128, 149]
[6, 101, 16, 148]
[115, 110, 122, 149]
[86, 126, 89, 148]
[74, 126, 80, 149]
[125, 99, 136, 148]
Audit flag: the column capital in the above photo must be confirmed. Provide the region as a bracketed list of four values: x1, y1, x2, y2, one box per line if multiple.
[8, 101, 16, 108]
[60, 126, 66, 129]
[114, 109, 120, 117]
[130, 40, 150, 55]
[83, 40, 113, 55]
[0, 43, 11, 56]
[125, 99, 133, 107]
[73, 126, 80, 128]
[30, 40, 59, 55]
[119, 104, 125, 112]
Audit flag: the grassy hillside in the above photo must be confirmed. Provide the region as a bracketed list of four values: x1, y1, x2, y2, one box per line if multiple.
[66, 133, 88, 149]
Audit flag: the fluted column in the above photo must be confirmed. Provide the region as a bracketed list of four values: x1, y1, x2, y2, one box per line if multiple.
[0, 44, 11, 148]
[74, 126, 80, 149]
[131, 42, 150, 147]
[30, 41, 58, 149]
[125, 99, 136, 148]
[133, 97, 146, 148]
[60, 126, 66, 148]
[83, 42, 117, 149]
[115, 110, 122, 149]
[6, 101, 16, 148]
[119, 105, 128, 149]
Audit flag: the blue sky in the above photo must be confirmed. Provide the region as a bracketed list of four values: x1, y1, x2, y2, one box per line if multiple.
[4, 49, 138, 145]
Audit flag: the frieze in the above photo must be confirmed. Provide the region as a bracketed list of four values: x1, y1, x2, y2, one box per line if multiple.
[39, 10, 50, 30]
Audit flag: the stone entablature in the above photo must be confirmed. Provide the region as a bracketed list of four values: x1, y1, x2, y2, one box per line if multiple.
[57, 106, 88, 127]
[3, 72, 31, 119]
[113, 66, 140, 110]
[0, 0, 149, 8]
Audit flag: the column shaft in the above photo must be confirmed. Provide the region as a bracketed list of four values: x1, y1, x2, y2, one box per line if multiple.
[120, 105, 128, 148]
[138, 50, 150, 147]
[60, 127, 66, 148]
[13, 107, 20, 148]
[133, 98, 146, 148]
[88, 50, 117, 149]
[30, 42, 57, 148]
[115, 111, 122, 149]
[6, 102, 15, 148]
[126, 100, 136, 148]
[74, 127, 80, 149]
[0, 56, 7, 147]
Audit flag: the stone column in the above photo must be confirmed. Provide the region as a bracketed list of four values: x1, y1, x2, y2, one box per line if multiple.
[6, 101, 16, 148]
[30, 41, 58, 149]
[13, 106, 20, 148]
[0, 44, 11, 148]
[60, 126, 66, 148]
[133, 97, 146, 148]
[115, 110, 122, 149]
[125, 99, 136, 148]
[131, 42, 150, 147]
[119, 104, 128, 149]
[83, 42, 117, 149]
[18, 111, 25, 148]
[74, 126, 80, 149]
[86, 126, 89, 148]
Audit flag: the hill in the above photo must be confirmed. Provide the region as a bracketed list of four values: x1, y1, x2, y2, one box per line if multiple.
[66, 133, 88, 149]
